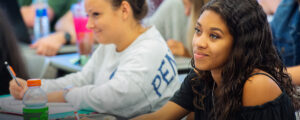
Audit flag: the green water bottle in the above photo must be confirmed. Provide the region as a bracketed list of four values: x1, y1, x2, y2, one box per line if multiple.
[23, 79, 48, 120]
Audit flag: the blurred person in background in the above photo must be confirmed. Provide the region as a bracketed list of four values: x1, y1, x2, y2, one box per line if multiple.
[145, 0, 210, 58]
[18, 0, 78, 56]
[270, 0, 300, 85]
[18, 0, 78, 30]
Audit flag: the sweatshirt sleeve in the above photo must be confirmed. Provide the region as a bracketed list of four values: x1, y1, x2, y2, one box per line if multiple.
[65, 74, 150, 118]
[64, 52, 152, 118]
[41, 47, 102, 92]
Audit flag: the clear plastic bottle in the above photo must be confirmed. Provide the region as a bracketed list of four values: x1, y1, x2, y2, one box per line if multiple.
[23, 79, 48, 120]
[33, 0, 50, 43]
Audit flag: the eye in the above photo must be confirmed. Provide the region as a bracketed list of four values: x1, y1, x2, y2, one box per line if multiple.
[210, 33, 220, 39]
[91, 12, 101, 18]
[194, 28, 201, 34]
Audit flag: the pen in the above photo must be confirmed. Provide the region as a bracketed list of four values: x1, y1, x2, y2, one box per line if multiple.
[4, 61, 21, 87]
[74, 111, 80, 120]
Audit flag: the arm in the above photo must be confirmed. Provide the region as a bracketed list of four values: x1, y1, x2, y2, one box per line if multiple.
[62, 52, 156, 117]
[167, 39, 192, 57]
[240, 72, 297, 119]
[133, 67, 196, 120]
[186, 112, 195, 120]
[47, 90, 66, 102]
[9, 45, 99, 100]
[257, 0, 281, 15]
[41, 46, 103, 92]
[30, 11, 76, 56]
[287, 65, 300, 86]
[9, 77, 69, 102]
[54, 11, 76, 45]
[132, 101, 190, 120]
[242, 72, 282, 106]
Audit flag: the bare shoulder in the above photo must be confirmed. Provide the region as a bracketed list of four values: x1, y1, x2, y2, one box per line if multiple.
[242, 72, 282, 107]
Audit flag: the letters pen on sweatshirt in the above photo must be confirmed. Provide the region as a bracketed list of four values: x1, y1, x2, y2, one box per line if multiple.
[4, 61, 21, 87]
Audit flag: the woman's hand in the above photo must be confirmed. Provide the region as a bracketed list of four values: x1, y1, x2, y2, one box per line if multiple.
[9, 78, 28, 100]
[30, 32, 66, 56]
[167, 39, 191, 57]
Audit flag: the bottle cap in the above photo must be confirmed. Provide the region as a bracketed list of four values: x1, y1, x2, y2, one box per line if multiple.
[27, 79, 41, 87]
[36, 8, 47, 17]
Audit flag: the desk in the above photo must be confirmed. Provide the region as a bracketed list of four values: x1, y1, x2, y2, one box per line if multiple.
[49, 53, 192, 74]
[175, 56, 192, 74]
[0, 95, 127, 120]
[0, 110, 127, 120]
[49, 53, 81, 73]
[19, 43, 79, 78]
[19, 43, 78, 55]
[0, 110, 93, 120]
[19, 43, 191, 76]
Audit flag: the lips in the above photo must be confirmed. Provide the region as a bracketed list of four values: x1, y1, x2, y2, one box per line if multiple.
[194, 52, 208, 59]
[92, 29, 102, 34]
[94, 30, 101, 33]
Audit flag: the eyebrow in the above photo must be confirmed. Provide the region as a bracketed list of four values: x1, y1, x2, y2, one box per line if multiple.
[210, 27, 224, 35]
[196, 22, 225, 35]
[196, 22, 201, 27]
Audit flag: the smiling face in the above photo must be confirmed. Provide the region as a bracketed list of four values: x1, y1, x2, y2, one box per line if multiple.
[193, 10, 233, 71]
[85, 0, 123, 44]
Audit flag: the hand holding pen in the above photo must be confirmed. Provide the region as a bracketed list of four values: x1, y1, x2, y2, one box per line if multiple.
[5, 61, 28, 99]
[5, 61, 21, 87]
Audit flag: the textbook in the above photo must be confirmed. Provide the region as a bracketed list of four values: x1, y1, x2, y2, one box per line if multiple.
[0, 95, 78, 116]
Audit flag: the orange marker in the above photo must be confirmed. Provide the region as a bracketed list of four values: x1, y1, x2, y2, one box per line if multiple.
[5, 61, 21, 87]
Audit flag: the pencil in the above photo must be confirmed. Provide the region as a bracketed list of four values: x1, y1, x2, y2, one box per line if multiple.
[4, 61, 21, 87]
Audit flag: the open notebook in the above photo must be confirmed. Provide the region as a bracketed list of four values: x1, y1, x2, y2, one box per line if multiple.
[0, 95, 78, 115]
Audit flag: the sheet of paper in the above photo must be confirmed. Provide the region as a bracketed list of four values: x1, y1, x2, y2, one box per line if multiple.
[0, 96, 78, 115]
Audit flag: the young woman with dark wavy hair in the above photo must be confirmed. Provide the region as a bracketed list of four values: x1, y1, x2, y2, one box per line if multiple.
[133, 0, 300, 119]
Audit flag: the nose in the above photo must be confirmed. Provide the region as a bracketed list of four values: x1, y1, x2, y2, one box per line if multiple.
[86, 17, 94, 30]
[193, 34, 208, 49]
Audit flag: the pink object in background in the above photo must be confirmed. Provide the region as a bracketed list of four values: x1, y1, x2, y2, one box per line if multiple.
[73, 17, 93, 55]
[73, 17, 94, 55]
[73, 17, 91, 40]
[71, 1, 94, 65]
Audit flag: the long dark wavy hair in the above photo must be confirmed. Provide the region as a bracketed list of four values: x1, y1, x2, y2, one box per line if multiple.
[0, 8, 28, 94]
[190, 0, 300, 119]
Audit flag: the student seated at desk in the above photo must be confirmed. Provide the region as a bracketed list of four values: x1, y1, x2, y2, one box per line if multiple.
[9, 0, 181, 118]
[0, 8, 29, 95]
[133, 0, 300, 119]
